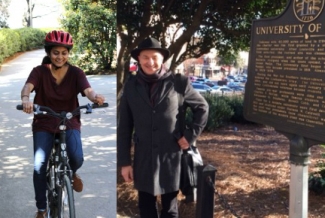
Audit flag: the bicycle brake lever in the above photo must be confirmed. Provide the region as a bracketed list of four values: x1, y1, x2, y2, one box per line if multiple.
[85, 103, 92, 114]
[33, 104, 42, 115]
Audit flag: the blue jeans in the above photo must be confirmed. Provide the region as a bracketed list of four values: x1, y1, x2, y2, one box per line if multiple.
[33, 130, 84, 210]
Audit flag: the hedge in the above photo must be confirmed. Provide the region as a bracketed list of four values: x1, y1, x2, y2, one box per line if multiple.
[185, 94, 253, 132]
[0, 28, 46, 65]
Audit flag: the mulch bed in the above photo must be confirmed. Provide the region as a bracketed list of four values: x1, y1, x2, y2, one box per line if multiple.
[117, 123, 325, 218]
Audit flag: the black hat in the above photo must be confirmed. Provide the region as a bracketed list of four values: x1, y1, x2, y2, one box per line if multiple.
[131, 37, 170, 62]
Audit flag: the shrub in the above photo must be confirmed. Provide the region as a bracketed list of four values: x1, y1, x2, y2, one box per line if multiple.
[17, 28, 46, 51]
[225, 95, 252, 123]
[208, 94, 234, 130]
[0, 29, 20, 63]
[0, 34, 5, 63]
[0, 28, 46, 66]
[228, 95, 257, 124]
[198, 94, 234, 131]
[309, 145, 325, 195]
[184, 93, 255, 132]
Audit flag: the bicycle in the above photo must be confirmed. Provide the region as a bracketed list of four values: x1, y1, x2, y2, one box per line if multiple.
[17, 102, 109, 218]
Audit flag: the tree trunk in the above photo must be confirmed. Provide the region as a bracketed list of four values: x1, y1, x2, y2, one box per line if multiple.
[26, 0, 34, 27]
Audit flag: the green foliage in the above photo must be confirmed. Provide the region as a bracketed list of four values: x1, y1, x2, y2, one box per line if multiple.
[0, 29, 19, 63]
[17, 28, 46, 51]
[61, 0, 116, 74]
[186, 94, 235, 131]
[185, 107, 194, 127]
[184, 94, 253, 132]
[309, 145, 325, 195]
[218, 51, 238, 66]
[0, 28, 45, 66]
[117, 0, 288, 95]
[205, 94, 234, 131]
[225, 95, 251, 123]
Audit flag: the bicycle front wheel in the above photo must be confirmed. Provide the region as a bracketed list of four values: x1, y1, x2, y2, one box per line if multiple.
[47, 163, 59, 218]
[58, 175, 75, 218]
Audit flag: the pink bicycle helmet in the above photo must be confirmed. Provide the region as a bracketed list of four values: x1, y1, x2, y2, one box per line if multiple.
[44, 30, 73, 49]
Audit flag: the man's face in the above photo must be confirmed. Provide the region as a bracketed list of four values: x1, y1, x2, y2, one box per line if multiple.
[138, 50, 164, 75]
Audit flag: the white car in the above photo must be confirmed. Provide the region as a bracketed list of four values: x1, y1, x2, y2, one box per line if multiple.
[191, 83, 216, 94]
[205, 83, 220, 90]
[214, 86, 234, 95]
[195, 78, 211, 84]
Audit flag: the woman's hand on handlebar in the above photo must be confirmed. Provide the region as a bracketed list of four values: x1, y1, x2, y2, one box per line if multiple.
[93, 94, 105, 105]
[22, 99, 34, 114]
[84, 87, 105, 106]
[20, 83, 34, 114]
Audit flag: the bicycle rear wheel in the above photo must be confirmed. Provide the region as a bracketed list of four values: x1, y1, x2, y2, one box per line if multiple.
[58, 175, 75, 218]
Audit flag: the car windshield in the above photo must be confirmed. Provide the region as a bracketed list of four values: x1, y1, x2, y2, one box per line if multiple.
[192, 84, 202, 89]
[205, 82, 214, 87]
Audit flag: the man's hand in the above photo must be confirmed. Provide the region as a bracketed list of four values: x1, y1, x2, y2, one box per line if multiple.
[178, 136, 190, 150]
[121, 165, 134, 183]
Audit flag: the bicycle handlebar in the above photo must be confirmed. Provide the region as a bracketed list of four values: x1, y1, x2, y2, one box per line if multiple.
[16, 103, 109, 119]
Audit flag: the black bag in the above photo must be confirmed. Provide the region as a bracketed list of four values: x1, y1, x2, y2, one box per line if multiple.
[180, 143, 203, 200]
[175, 74, 204, 202]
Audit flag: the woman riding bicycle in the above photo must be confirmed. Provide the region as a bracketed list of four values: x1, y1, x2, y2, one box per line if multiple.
[20, 30, 105, 218]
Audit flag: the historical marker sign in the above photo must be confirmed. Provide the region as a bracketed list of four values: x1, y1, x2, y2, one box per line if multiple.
[244, 0, 325, 143]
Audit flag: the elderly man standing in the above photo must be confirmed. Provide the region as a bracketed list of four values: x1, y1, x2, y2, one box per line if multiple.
[117, 37, 208, 218]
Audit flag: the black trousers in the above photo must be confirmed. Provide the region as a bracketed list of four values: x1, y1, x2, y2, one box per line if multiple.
[138, 191, 179, 218]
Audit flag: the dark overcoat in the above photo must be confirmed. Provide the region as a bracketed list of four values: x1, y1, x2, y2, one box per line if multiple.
[117, 73, 208, 195]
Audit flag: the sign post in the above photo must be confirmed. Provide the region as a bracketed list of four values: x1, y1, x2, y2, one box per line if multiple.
[288, 135, 310, 218]
[244, 0, 325, 217]
[289, 164, 308, 218]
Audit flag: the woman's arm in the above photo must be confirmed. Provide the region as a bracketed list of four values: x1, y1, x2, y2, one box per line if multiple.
[83, 87, 105, 105]
[21, 83, 34, 114]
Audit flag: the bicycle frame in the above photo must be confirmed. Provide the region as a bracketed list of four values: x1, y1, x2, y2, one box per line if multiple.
[17, 102, 108, 218]
[54, 126, 73, 183]
[47, 125, 75, 218]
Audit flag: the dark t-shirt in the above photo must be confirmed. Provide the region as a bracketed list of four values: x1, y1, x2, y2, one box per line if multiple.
[26, 64, 91, 133]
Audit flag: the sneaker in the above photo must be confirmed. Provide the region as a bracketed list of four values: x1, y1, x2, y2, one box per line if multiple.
[35, 210, 46, 218]
[73, 173, 83, 192]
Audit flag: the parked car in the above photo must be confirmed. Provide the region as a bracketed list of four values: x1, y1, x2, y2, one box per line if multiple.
[227, 75, 236, 80]
[205, 82, 220, 90]
[239, 78, 247, 83]
[214, 86, 234, 95]
[216, 80, 228, 86]
[195, 78, 211, 84]
[227, 82, 241, 88]
[231, 86, 245, 91]
[189, 76, 198, 82]
[231, 86, 245, 93]
[191, 83, 216, 94]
